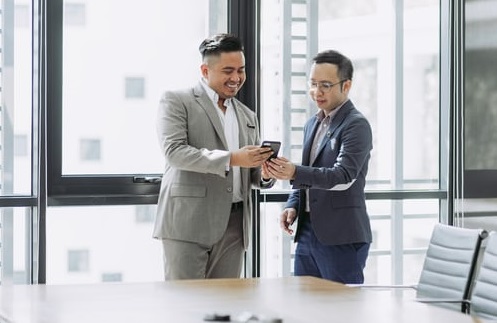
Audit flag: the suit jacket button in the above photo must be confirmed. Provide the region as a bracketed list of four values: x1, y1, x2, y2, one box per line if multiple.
[227, 187, 233, 192]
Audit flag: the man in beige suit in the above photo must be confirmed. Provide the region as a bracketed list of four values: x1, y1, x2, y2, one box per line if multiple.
[154, 33, 275, 280]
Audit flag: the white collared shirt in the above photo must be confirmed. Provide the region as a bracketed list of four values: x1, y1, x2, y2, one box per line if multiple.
[200, 79, 243, 203]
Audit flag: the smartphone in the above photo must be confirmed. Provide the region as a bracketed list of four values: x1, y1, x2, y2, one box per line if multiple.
[261, 140, 281, 160]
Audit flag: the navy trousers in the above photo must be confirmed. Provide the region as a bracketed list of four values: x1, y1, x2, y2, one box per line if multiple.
[294, 215, 370, 284]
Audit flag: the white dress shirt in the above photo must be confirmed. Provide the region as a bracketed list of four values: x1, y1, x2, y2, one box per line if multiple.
[200, 79, 243, 203]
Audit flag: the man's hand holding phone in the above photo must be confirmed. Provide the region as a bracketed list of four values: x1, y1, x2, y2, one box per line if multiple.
[260, 141, 281, 160]
[265, 156, 296, 181]
[230, 145, 273, 168]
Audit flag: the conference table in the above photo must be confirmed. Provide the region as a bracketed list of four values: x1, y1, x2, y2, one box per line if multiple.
[0, 276, 486, 323]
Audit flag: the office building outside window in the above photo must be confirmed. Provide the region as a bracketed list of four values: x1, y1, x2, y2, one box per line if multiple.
[125, 77, 145, 99]
[68, 250, 90, 272]
[80, 138, 101, 161]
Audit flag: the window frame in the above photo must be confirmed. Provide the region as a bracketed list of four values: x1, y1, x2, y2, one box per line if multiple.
[47, 0, 157, 205]
[46, 0, 249, 206]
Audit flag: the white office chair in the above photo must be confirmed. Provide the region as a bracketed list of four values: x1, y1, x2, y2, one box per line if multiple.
[352, 223, 488, 313]
[415, 224, 487, 302]
[465, 231, 497, 320]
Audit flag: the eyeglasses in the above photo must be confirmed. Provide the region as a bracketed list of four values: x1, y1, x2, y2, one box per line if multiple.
[308, 80, 347, 93]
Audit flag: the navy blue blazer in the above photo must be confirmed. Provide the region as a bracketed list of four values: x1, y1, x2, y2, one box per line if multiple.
[285, 99, 373, 245]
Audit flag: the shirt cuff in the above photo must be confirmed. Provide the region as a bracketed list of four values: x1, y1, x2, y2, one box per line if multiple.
[260, 178, 275, 188]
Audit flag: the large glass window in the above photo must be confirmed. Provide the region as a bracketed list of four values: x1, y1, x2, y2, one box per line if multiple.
[260, 0, 440, 284]
[60, 0, 226, 176]
[1, 0, 33, 196]
[3, 0, 485, 285]
[47, 205, 163, 284]
[47, 0, 228, 199]
[0, 0, 37, 285]
[43, 0, 228, 284]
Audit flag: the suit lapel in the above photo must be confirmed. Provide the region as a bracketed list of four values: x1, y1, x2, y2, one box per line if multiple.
[193, 83, 229, 149]
[232, 99, 250, 190]
[233, 100, 248, 146]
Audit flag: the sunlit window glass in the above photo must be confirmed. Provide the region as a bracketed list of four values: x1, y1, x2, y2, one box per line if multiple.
[0, 1, 33, 195]
[47, 205, 164, 284]
[64, 3, 86, 26]
[62, 0, 227, 175]
[14, 4, 30, 27]
[14, 134, 28, 157]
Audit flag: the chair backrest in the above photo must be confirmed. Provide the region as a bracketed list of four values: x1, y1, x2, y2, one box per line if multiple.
[470, 231, 497, 320]
[415, 223, 487, 312]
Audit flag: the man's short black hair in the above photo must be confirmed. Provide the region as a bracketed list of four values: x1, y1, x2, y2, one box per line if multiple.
[199, 33, 244, 60]
[313, 50, 354, 81]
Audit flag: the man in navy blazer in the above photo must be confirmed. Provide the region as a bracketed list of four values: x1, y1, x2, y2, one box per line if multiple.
[267, 50, 373, 283]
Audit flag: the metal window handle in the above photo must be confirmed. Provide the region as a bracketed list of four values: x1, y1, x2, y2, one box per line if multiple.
[133, 176, 162, 184]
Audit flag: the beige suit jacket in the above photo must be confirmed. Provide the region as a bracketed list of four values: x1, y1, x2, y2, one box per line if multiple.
[153, 82, 272, 248]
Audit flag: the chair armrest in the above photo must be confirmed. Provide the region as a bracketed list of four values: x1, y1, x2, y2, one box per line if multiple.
[416, 298, 471, 313]
[346, 284, 417, 289]
[416, 298, 466, 304]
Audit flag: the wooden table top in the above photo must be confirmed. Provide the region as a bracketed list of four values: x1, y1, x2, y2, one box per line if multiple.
[0, 276, 485, 323]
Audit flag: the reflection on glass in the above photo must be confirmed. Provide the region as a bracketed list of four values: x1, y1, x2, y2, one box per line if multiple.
[465, 49, 497, 169]
[462, 0, 497, 198]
